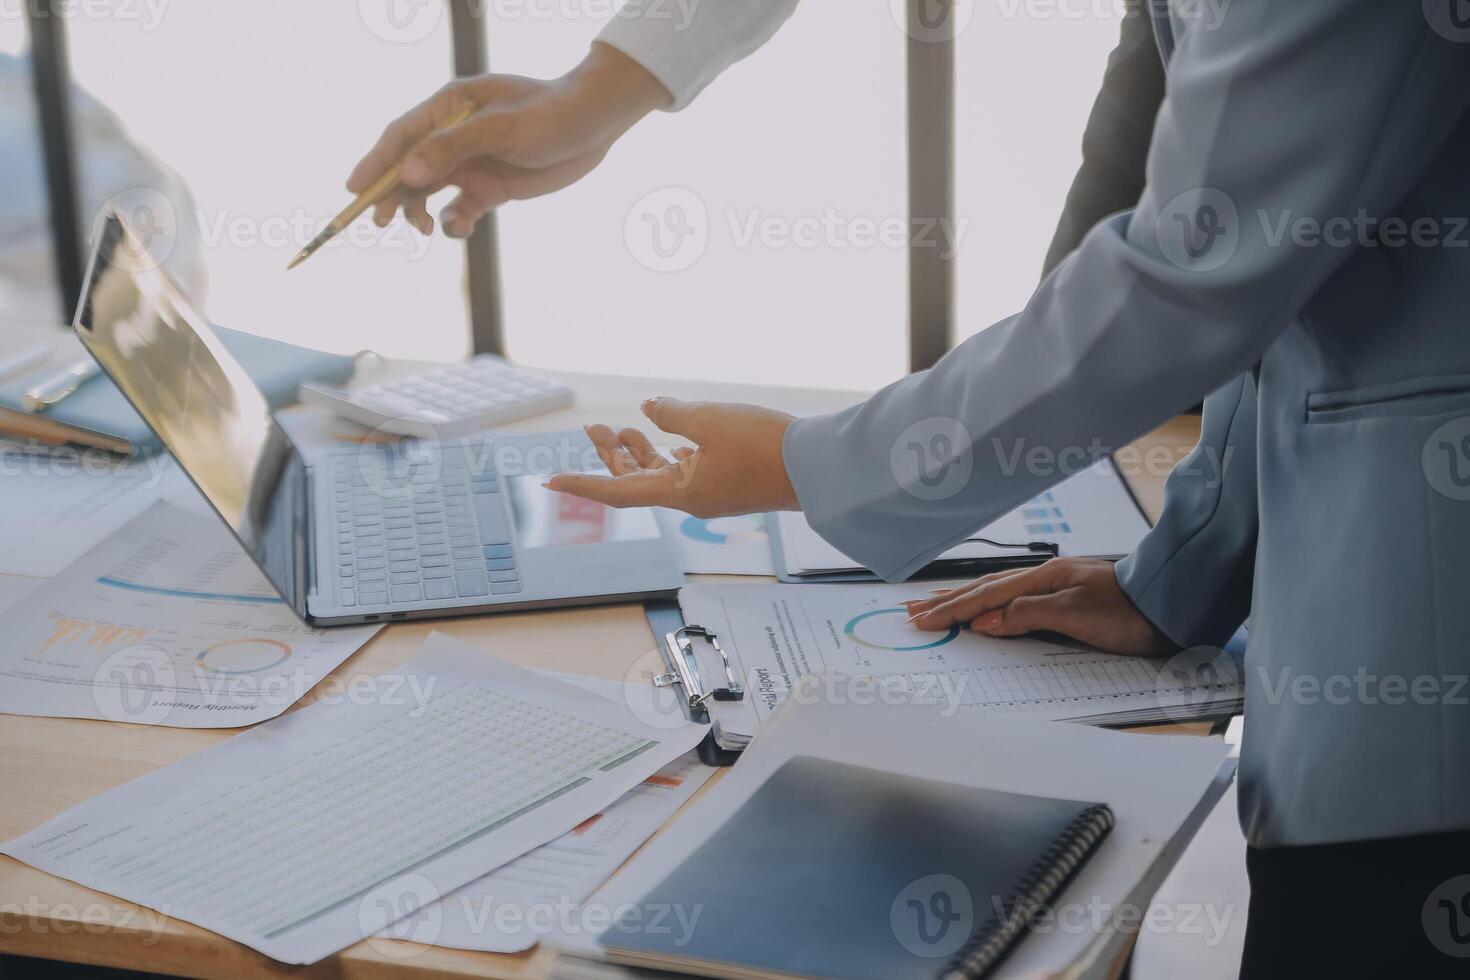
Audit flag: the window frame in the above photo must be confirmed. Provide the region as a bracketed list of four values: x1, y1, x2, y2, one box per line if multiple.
[28, 0, 958, 370]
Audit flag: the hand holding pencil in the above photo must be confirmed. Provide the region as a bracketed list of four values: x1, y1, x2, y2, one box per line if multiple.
[295, 44, 670, 269]
[288, 100, 476, 269]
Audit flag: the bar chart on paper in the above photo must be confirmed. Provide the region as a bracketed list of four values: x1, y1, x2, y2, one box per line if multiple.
[964, 462, 1150, 555]
[0, 502, 378, 727]
[38, 616, 150, 656]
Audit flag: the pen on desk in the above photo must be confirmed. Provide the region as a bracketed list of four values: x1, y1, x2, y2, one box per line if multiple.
[22, 358, 101, 413]
[0, 345, 51, 382]
[287, 100, 477, 271]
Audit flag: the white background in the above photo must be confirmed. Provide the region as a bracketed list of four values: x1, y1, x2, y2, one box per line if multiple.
[1, 0, 1123, 390]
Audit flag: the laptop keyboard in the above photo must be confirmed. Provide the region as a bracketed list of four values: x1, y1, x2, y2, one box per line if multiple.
[328, 442, 520, 608]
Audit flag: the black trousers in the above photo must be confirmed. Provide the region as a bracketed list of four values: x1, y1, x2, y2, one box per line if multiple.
[1239, 830, 1470, 978]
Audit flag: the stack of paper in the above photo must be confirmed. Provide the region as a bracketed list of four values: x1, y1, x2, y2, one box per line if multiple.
[0, 634, 706, 964]
[379, 671, 716, 955]
[0, 438, 188, 577]
[404, 750, 714, 954]
[550, 682, 1234, 980]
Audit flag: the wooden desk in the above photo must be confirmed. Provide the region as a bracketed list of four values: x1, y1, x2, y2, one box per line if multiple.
[0, 370, 1202, 979]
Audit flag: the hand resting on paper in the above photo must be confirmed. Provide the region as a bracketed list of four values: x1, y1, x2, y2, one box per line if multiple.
[904, 558, 1176, 657]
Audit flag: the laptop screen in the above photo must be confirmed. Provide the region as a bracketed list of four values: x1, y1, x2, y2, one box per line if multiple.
[75, 211, 308, 615]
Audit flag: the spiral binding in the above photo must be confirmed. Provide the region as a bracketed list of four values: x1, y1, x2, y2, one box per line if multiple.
[939, 803, 1116, 980]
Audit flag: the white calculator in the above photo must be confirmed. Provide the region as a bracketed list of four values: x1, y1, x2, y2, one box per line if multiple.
[299, 355, 575, 438]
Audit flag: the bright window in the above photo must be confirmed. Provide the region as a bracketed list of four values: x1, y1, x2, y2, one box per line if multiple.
[956, 5, 1122, 341]
[63, 3, 469, 361]
[7, 2, 1121, 389]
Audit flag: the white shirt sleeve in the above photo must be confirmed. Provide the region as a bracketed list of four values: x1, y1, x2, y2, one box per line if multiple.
[597, 0, 800, 110]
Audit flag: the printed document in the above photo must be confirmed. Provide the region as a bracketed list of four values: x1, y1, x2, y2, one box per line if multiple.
[386, 673, 714, 953]
[554, 692, 1232, 979]
[679, 582, 1243, 745]
[0, 501, 379, 727]
[0, 634, 706, 964]
[656, 510, 775, 577]
[0, 439, 189, 576]
[775, 459, 1149, 576]
[396, 750, 712, 953]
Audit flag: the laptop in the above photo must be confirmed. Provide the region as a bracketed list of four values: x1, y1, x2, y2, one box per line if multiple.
[74, 210, 684, 626]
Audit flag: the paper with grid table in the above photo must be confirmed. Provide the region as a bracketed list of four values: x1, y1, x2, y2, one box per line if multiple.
[0, 633, 706, 964]
[677, 582, 1244, 749]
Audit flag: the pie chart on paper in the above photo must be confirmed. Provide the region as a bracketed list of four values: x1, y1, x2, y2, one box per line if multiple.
[660, 512, 775, 576]
[194, 638, 293, 675]
[678, 515, 768, 546]
[844, 608, 960, 652]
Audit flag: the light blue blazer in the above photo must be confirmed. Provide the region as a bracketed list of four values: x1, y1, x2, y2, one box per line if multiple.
[783, 0, 1470, 848]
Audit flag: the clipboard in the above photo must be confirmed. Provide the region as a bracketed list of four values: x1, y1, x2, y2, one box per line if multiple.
[643, 601, 745, 766]
[642, 598, 1250, 766]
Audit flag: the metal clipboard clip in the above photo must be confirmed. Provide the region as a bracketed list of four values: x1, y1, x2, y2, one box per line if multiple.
[654, 625, 746, 722]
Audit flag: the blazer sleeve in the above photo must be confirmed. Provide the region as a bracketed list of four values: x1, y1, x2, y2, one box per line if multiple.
[1044, 5, 1254, 641]
[1115, 373, 1258, 650]
[1041, 0, 1165, 276]
[597, 0, 800, 110]
[782, 0, 1470, 582]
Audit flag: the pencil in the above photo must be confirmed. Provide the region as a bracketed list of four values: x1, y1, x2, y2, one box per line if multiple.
[287, 100, 477, 270]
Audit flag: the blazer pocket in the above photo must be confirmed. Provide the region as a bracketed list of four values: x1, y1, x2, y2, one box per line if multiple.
[1306, 373, 1470, 424]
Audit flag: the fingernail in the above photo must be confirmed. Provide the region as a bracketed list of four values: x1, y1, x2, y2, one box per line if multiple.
[641, 398, 657, 413]
[905, 613, 924, 625]
[976, 610, 1003, 630]
[402, 158, 427, 184]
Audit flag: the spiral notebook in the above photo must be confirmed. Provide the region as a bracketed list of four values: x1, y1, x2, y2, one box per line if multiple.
[599, 757, 1113, 980]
